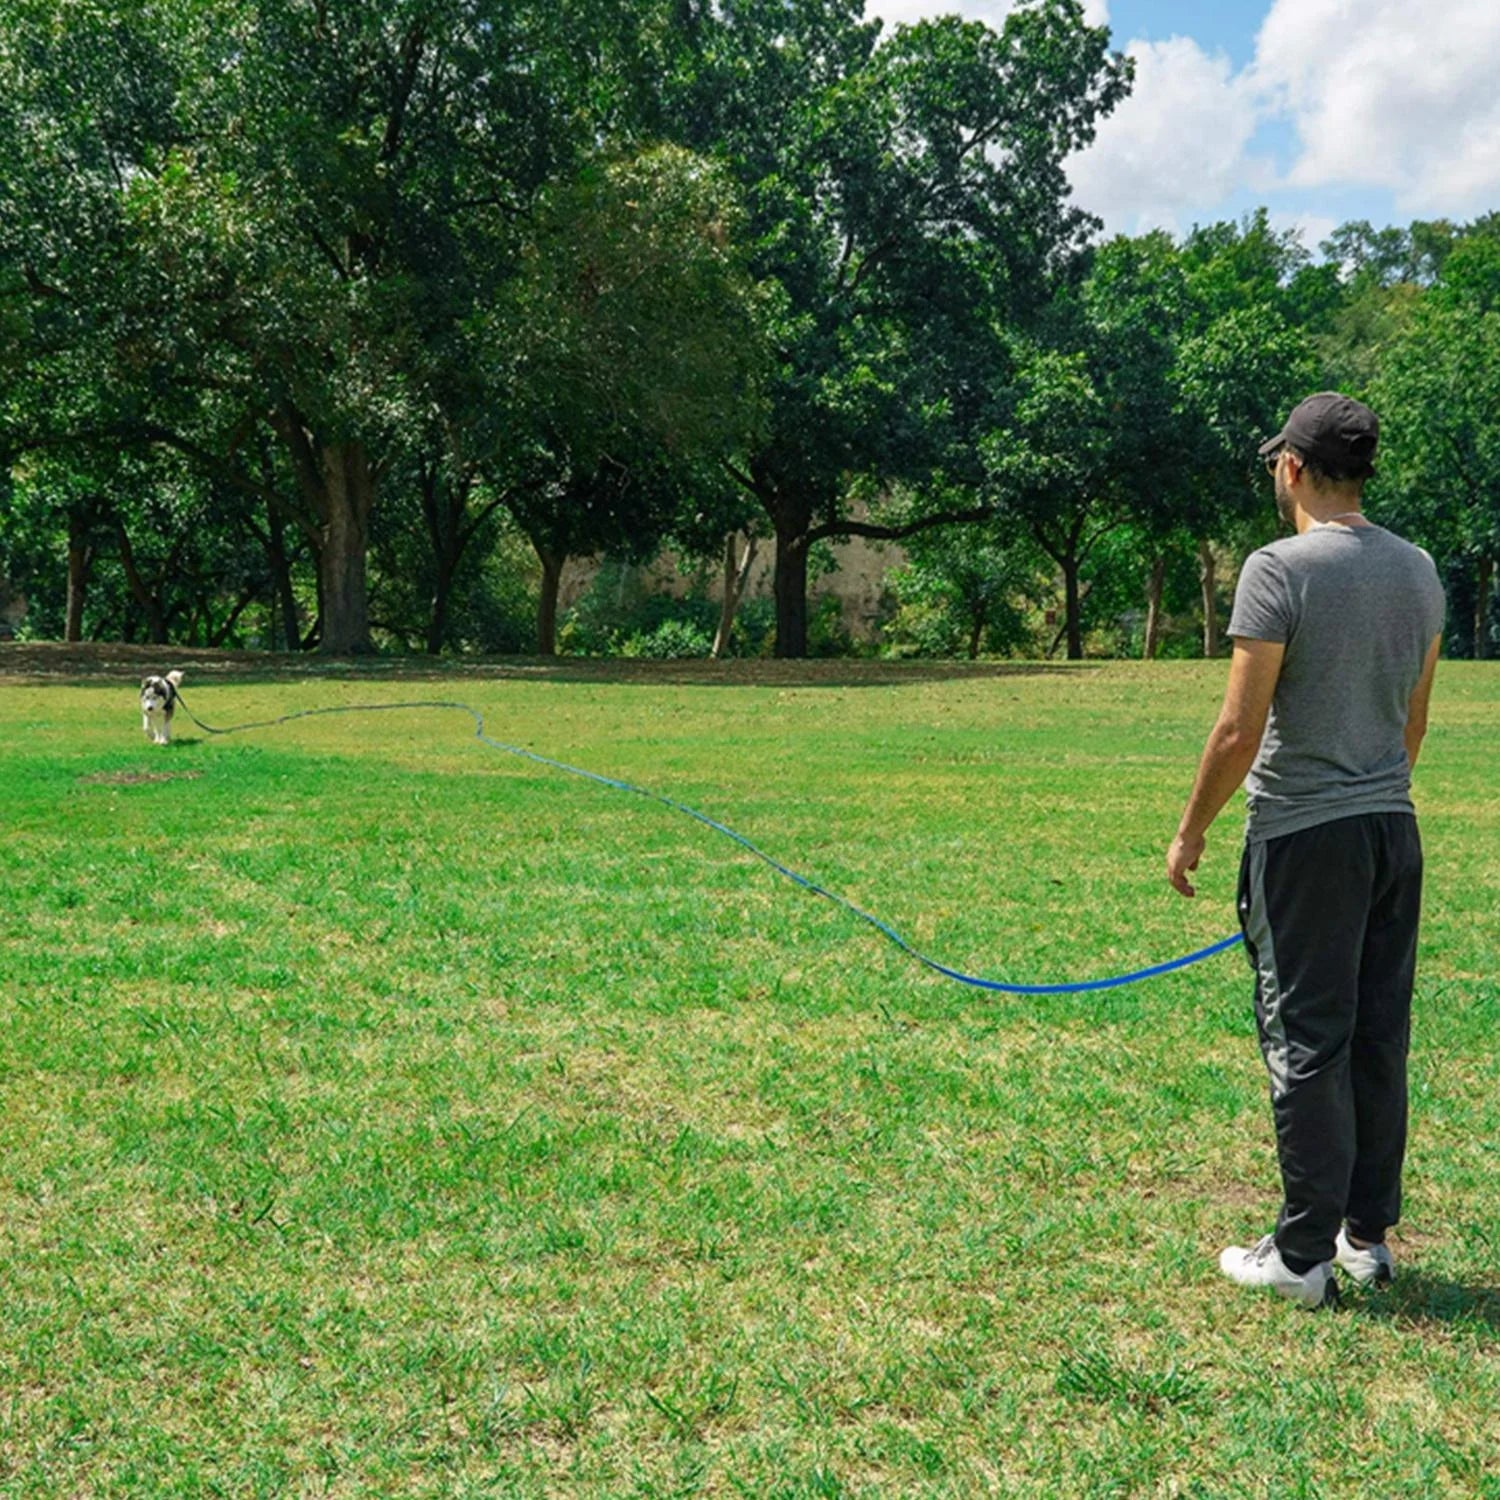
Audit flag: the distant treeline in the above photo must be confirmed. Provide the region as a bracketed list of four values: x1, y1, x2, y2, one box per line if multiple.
[1, 1, 1495, 660]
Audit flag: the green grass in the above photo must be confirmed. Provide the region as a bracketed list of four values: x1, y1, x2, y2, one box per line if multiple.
[2, 650, 1498, 1498]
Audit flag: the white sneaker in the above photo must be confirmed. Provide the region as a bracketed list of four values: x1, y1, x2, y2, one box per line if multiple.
[1335, 1227, 1395, 1286]
[1218, 1235, 1340, 1309]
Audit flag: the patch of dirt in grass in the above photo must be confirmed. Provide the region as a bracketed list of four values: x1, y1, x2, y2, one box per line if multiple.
[1193, 1174, 1278, 1215]
[79, 769, 204, 786]
[2, 639, 1097, 689]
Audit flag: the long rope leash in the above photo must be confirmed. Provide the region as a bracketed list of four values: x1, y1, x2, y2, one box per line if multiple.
[174, 692, 1244, 996]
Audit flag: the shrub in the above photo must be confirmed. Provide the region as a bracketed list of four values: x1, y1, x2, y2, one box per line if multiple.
[559, 558, 720, 656]
[618, 618, 714, 659]
[807, 592, 861, 657]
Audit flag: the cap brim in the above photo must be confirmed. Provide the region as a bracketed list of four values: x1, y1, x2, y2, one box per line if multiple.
[1257, 432, 1287, 457]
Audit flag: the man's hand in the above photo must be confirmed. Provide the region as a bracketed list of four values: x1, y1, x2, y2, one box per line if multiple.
[1167, 832, 1205, 898]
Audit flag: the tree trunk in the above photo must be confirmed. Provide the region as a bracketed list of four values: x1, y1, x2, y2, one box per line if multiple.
[263, 499, 301, 653]
[426, 563, 454, 656]
[536, 546, 565, 656]
[65, 511, 92, 643]
[419, 460, 469, 657]
[1473, 554, 1494, 660]
[712, 532, 757, 659]
[1143, 554, 1166, 660]
[967, 611, 985, 661]
[317, 441, 375, 654]
[270, 410, 374, 655]
[773, 515, 811, 659]
[1061, 555, 1084, 661]
[209, 588, 257, 647]
[113, 519, 168, 644]
[1198, 538, 1219, 658]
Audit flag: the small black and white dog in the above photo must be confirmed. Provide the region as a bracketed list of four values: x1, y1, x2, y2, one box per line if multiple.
[140, 670, 184, 745]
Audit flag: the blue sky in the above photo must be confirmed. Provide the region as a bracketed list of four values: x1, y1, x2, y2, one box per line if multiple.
[1107, 0, 1260, 68]
[866, 0, 1500, 256]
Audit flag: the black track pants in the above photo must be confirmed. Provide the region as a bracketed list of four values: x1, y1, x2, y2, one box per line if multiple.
[1236, 812, 1423, 1269]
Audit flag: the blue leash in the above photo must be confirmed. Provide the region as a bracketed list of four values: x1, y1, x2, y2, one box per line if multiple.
[173, 693, 1245, 996]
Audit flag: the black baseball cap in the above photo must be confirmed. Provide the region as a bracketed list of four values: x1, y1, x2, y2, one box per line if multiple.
[1258, 392, 1379, 478]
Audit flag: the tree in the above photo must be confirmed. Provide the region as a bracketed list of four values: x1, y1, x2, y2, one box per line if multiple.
[1170, 215, 1320, 654]
[1321, 219, 1461, 289]
[981, 341, 1124, 659]
[1171, 304, 1316, 654]
[1, 0, 641, 652]
[886, 507, 1050, 658]
[474, 145, 769, 655]
[0, 442, 271, 645]
[1371, 234, 1500, 658]
[662, 0, 1131, 656]
[1072, 231, 1194, 657]
[983, 215, 1316, 663]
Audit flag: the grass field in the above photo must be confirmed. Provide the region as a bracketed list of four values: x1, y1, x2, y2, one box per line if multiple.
[2, 646, 1498, 1498]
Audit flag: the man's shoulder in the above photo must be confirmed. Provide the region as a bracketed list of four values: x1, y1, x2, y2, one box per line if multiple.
[1379, 528, 1442, 573]
[1258, 526, 1429, 566]
[1359, 526, 1446, 586]
[1240, 536, 1299, 573]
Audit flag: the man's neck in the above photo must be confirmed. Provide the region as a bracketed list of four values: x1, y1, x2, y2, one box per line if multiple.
[1294, 496, 1369, 534]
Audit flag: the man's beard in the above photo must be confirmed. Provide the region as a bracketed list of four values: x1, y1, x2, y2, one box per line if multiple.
[1274, 472, 1296, 526]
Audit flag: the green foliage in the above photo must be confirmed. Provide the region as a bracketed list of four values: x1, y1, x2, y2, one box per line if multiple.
[491, 142, 770, 577]
[658, 0, 1133, 653]
[0, 467, 65, 639]
[1, 0, 1496, 663]
[729, 593, 778, 659]
[1434, 553, 1495, 661]
[1, 447, 272, 646]
[884, 523, 1050, 659]
[447, 542, 542, 658]
[618, 617, 714, 660]
[1321, 218, 1463, 289]
[556, 558, 785, 661]
[806, 591, 861, 658]
[1081, 526, 1205, 658]
[1316, 281, 1423, 394]
[1, 0, 766, 654]
[370, 505, 539, 656]
[557, 559, 719, 657]
[1368, 235, 1500, 657]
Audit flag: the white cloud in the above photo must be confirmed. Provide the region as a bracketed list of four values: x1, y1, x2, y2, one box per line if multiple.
[1254, 0, 1500, 219]
[1065, 37, 1263, 236]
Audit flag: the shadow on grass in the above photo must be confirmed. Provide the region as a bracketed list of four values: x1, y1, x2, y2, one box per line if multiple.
[2, 641, 1101, 690]
[1347, 1270, 1500, 1334]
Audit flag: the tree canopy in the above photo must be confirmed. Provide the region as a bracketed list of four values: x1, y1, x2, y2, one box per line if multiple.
[2, 1, 1496, 661]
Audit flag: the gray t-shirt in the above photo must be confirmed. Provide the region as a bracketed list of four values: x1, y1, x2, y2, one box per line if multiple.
[1228, 522, 1445, 843]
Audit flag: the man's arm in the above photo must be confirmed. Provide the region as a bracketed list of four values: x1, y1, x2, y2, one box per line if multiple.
[1405, 633, 1441, 770]
[1167, 637, 1285, 898]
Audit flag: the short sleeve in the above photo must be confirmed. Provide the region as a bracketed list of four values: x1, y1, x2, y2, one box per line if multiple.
[1418, 548, 1447, 642]
[1228, 548, 1292, 643]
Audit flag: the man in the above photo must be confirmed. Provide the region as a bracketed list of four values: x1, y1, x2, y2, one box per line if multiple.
[1167, 392, 1445, 1310]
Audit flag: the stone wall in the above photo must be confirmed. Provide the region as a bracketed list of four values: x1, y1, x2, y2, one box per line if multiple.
[0, 578, 26, 637]
[558, 530, 906, 643]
